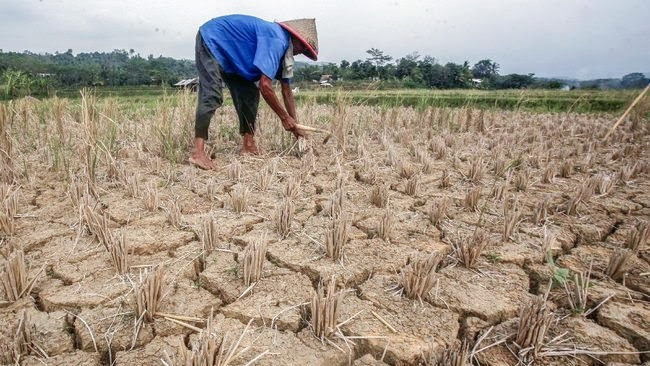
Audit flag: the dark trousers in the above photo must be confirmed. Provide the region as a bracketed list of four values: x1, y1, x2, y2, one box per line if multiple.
[195, 32, 260, 139]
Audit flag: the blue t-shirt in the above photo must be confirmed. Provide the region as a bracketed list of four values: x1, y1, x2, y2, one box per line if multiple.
[199, 14, 290, 81]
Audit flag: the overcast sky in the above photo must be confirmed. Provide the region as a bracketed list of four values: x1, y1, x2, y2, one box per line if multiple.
[2, 0, 648, 79]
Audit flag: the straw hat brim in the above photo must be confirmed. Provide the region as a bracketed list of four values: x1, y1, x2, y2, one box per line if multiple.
[277, 19, 318, 61]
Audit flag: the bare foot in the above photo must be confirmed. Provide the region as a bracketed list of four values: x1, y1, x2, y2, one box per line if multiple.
[240, 133, 260, 155]
[240, 145, 260, 155]
[189, 153, 216, 170]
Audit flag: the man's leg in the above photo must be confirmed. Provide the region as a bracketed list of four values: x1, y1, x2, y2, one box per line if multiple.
[192, 32, 224, 169]
[224, 75, 261, 154]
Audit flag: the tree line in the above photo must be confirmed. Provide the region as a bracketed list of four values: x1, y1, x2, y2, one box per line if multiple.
[1, 48, 648, 99]
[296, 49, 648, 91]
[0, 49, 195, 99]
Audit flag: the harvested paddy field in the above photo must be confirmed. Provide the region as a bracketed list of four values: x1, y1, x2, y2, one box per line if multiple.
[0, 92, 649, 365]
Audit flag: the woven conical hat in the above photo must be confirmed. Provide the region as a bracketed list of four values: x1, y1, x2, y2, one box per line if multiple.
[277, 18, 318, 61]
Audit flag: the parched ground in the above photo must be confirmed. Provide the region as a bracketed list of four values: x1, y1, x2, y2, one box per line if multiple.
[0, 95, 649, 365]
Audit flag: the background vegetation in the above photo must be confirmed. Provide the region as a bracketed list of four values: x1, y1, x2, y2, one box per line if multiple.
[1, 48, 648, 101]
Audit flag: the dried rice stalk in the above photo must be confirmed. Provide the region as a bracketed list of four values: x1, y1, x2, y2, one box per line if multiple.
[0, 104, 16, 183]
[386, 146, 399, 167]
[355, 162, 377, 184]
[430, 137, 447, 159]
[541, 229, 557, 263]
[2, 184, 18, 218]
[618, 162, 637, 184]
[163, 310, 261, 366]
[400, 163, 417, 179]
[205, 178, 218, 202]
[143, 182, 159, 211]
[81, 204, 112, 250]
[184, 166, 197, 191]
[451, 230, 488, 269]
[184, 247, 203, 280]
[513, 171, 529, 192]
[464, 187, 481, 212]
[467, 157, 485, 183]
[491, 182, 506, 201]
[476, 109, 486, 133]
[326, 187, 345, 218]
[378, 207, 393, 241]
[295, 134, 312, 155]
[242, 238, 267, 287]
[604, 83, 650, 139]
[399, 252, 443, 300]
[12, 310, 40, 362]
[605, 248, 633, 281]
[370, 184, 388, 208]
[578, 179, 595, 202]
[423, 158, 435, 175]
[439, 169, 451, 188]
[514, 285, 553, 364]
[452, 154, 463, 170]
[229, 184, 249, 214]
[429, 197, 451, 226]
[492, 155, 507, 177]
[106, 153, 121, 182]
[2, 250, 28, 301]
[283, 176, 301, 200]
[299, 151, 316, 181]
[439, 340, 470, 366]
[593, 173, 613, 195]
[414, 148, 429, 164]
[405, 175, 420, 197]
[528, 154, 541, 169]
[165, 200, 183, 229]
[0, 210, 14, 237]
[81, 142, 97, 183]
[226, 160, 242, 181]
[626, 220, 649, 253]
[125, 172, 140, 198]
[532, 198, 549, 226]
[109, 230, 129, 276]
[559, 160, 573, 178]
[134, 267, 164, 323]
[274, 198, 294, 239]
[335, 172, 345, 191]
[563, 196, 580, 217]
[256, 163, 275, 191]
[325, 213, 348, 261]
[503, 196, 521, 242]
[67, 179, 89, 209]
[310, 279, 344, 340]
[201, 217, 219, 252]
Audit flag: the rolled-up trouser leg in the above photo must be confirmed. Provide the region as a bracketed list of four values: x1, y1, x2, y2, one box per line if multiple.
[224, 74, 260, 135]
[195, 32, 224, 140]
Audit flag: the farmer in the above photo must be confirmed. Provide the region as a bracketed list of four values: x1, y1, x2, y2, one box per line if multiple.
[190, 14, 318, 170]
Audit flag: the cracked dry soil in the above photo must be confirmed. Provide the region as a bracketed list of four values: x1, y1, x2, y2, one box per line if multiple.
[1, 100, 649, 365]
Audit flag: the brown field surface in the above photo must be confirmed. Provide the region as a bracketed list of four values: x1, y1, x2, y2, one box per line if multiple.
[0, 92, 649, 365]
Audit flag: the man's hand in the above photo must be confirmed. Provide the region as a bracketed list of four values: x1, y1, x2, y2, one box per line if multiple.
[281, 115, 306, 138]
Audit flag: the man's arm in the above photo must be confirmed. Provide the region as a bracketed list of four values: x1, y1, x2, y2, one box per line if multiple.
[259, 75, 304, 137]
[280, 80, 297, 120]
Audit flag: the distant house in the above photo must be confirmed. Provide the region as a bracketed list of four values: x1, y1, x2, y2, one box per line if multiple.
[318, 74, 334, 87]
[471, 78, 482, 87]
[174, 77, 199, 90]
[319, 74, 333, 83]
